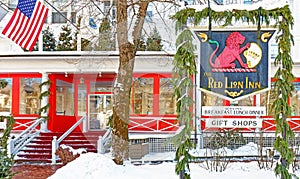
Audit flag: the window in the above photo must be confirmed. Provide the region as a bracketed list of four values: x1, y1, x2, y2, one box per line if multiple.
[56, 80, 74, 116]
[19, 78, 41, 115]
[260, 83, 276, 116]
[270, 44, 278, 60]
[146, 11, 153, 22]
[291, 82, 300, 116]
[243, 0, 253, 4]
[159, 78, 176, 114]
[89, 94, 113, 130]
[201, 92, 223, 106]
[78, 85, 86, 116]
[111, 7, 116, 20]
[224, 0, 238, 4]
[104, 1, 110, 14]
[52, 12, 67, 23]
[70, 12, 76, 24]
[0, 78, 12, 113]
[230, 96, 254, 106]
[8, 0, 17, 10]
[131, 78, 154, 115]
[90, 81, 114, 92]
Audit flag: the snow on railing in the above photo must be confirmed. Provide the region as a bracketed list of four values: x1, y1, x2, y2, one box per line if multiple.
[51, 115, 86, 164]
[98, 128, 111, 154]
[9, 117, 43, 155]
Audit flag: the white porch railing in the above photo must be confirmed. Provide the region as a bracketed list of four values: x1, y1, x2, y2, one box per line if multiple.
[51, 115, 86, 164]
[9, 117, 44, 155]
[98, 128, 111, 154]
[0, 112, 10, 130]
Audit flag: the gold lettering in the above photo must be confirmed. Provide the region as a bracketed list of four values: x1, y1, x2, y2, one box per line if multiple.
[245, 77, 261, 89]
[248, 81, 260, 88]
[237, 81, 243, 88]
[225, 77, 243, 89]
[208, 77, 214, 88]
[209, 76, 260, 90]
[208, 77, 223, 88]
[225, 77, 228, 88]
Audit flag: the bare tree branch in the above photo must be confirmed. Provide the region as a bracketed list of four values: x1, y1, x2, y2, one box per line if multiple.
[132, 1, 149, 49]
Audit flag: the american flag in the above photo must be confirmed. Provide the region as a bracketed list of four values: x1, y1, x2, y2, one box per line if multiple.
[2, 0, 49, 51]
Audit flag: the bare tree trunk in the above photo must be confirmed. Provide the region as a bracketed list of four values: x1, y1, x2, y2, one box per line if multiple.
[112, 44, 135, 165]
[112, 0, 148, 165]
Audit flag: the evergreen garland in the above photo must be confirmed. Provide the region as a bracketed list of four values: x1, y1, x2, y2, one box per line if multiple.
[0, 115, 15, 178]
[38, 80, 51, 120]
[172, 27, 196, 179]
[171, 4, 297, 179]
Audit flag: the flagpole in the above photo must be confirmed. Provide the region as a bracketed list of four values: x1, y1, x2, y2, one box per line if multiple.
[90, 0, 105, 16]
[0, 1, 10, 9]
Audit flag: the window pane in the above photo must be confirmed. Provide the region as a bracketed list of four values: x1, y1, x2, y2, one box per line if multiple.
[291, 82, 300, 116]
[90, 81, 114, 92]
[89, 95, 113, 130]
[0, 78, 12, 113]
[56, 80, 74, 116]
[159, 78, 176, 114]
[78, 84, 86, 116]
[202, 93, 223, 106]
[52, 12, 67, 23]
[8, 0, 17, 10]
[132, 78, 153, 114]
[230, 96, 254, 106]
[71, 12, 76, 23]
[260, 83, 276, 116]
[146, 11, 153, 22]
[20, 78, 41, 114]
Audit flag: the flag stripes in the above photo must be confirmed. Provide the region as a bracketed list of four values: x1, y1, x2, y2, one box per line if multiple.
[2, 1, 48, 51]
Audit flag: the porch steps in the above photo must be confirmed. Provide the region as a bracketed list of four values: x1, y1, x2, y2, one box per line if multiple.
[15, 131, 105, 164]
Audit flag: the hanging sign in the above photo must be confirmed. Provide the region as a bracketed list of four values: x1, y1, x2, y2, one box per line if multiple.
[193, 29, 275, 101]
[206, 118, 262, 128]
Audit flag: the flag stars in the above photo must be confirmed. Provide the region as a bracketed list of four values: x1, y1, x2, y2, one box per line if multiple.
[18, 0, 36, 18]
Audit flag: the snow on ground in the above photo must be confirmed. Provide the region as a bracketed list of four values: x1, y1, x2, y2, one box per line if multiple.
[48, 152, 282, 179]
[48, 143, 300, 179]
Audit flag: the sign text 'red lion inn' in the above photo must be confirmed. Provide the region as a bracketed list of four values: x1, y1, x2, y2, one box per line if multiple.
[193, 30, 275, 100]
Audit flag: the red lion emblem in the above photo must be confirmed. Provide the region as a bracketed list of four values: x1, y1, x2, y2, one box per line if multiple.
[209, 32, 250, 69]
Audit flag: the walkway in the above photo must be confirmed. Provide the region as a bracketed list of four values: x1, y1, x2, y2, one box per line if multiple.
[12, 164, 63, 179]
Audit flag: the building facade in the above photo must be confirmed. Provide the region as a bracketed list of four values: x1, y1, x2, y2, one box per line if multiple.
[0, 0, 300, 138]
[0, 52, 178, 134]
